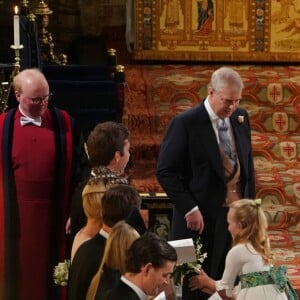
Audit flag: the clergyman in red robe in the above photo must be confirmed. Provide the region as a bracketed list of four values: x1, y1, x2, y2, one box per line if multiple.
[0, 68, 90, 300]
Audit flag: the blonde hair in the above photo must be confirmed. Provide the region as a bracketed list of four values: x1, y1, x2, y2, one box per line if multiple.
[81, 176, 114, 223]
[86, 221, 139, 300]
[82, 182, 106, 221]
[229, 199, 272, 264]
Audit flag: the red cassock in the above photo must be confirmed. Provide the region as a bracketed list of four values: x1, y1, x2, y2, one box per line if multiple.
[0, 108, 90, 300]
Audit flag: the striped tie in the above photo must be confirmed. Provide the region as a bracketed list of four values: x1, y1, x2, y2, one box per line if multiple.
[217, 118, 236, 166]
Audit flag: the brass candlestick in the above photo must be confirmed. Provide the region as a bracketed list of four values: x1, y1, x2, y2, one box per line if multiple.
[107, 48, 117, 66]
[115, 64, 125, 83]
[33, 0, 67, 64]
[20, 0, 30, 16]
[10, 44, 24, 72]
[20, 0, 29, 7]
[0, 45, 24, 112]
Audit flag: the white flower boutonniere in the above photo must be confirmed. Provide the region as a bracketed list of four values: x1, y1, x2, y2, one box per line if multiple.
[237, 115, 244, 124]
[53, 259, 70, 286]
[172, 237, 207, 286]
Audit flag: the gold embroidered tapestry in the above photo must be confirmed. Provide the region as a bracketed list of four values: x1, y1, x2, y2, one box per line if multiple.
[134, 0, 300, 62]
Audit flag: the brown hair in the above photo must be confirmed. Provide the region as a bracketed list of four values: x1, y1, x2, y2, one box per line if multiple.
[101, 184, 141, 227]
[125, 232, 177, 273]
[87, 122, 129, 167]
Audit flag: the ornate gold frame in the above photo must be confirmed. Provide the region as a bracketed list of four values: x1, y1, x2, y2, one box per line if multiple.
[134, 0, 300, 62]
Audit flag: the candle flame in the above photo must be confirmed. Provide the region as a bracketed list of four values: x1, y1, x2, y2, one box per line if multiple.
[14, 6, 19, 15]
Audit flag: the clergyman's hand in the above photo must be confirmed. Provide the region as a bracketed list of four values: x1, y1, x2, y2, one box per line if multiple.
[186, 209, 204, 233]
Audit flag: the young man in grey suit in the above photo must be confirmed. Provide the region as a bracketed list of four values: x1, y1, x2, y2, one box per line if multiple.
[104, 232, 177, 300]
[156, 67, 255, 299]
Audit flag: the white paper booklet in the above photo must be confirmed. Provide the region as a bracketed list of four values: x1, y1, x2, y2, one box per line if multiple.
[168, 238, 196, 264]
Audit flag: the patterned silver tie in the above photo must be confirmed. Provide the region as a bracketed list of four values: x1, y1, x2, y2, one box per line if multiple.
[217, 118, 236, 166]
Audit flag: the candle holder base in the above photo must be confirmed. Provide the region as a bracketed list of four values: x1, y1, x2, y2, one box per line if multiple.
[10, 44, 24, 70]
[10, 45, 24, 50]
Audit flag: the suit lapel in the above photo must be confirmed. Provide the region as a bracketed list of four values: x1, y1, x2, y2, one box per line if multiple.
[196, 104, 225, 181]
[230, 111, 247, 179]
[120, 280, 140, 299]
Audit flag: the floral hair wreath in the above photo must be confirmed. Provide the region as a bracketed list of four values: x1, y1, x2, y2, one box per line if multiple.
[251, 198, 262, 208]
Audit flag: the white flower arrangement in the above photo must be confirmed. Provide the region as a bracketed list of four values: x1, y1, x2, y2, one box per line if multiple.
[237, 115, 244, 124]
[53, 259, 70, 286]
[172, 237, 207, 286]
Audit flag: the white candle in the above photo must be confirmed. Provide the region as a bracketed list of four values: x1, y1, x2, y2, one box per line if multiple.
[13, 6, 20, 47]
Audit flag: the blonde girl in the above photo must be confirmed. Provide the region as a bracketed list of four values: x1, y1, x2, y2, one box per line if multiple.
[189, 199, 297, 300]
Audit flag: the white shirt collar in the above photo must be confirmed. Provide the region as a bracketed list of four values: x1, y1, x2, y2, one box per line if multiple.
[99, 228, 109, 239]
[204, 97, 232, 143]
[204, 97, 219, 123]
[121, 275, 148, 300]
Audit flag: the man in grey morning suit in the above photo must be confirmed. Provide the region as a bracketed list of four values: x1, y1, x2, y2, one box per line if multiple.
[156, 67, 256, 300]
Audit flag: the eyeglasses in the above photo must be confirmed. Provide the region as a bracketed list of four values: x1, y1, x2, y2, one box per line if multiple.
[22, 92, 53, 104]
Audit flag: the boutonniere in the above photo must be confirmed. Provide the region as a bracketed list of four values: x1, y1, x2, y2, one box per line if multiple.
[237, 115, 244, 124]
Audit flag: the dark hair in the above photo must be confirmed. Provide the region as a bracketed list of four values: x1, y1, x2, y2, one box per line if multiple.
[125, 232, 177, 273]
[87, 121, 129, 167]
[101, 184, 141, 227]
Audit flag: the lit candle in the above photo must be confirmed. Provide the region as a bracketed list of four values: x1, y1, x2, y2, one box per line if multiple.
[13, 6, 20, 47]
